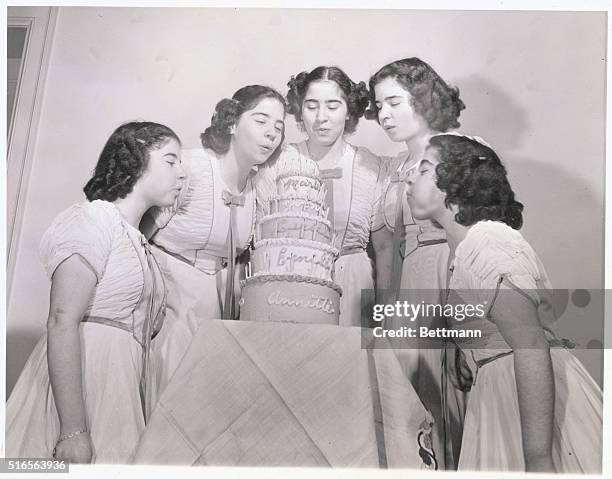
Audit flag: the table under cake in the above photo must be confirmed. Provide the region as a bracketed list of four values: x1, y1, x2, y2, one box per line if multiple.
[131, 319, 433, 468]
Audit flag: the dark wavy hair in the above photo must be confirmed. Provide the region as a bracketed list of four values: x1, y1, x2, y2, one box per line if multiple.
[428, 134, 523, 229]
[286, 66, 369, 135]
[83, 121, 181, 202]
[365, 58, 465, 132]
[201, 85, 286, 155]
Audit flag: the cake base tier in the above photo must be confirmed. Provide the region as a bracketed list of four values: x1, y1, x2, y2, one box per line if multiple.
[240, 274, 341, 325]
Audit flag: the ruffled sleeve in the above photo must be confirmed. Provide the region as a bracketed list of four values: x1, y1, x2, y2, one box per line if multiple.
[151, 149, 215, 252]
[39, 200, 115, 281]
[341, 146, 383, 249]
[149, 197, 180, 230]
[149, 205, 174, 229]
[371, 155, 393, 232]
[452, 221, 543, 308]
[363, 149, 385, 232]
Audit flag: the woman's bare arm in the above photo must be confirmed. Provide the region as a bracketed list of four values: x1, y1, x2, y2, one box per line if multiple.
[47, 254, 97, 463]
[491, 288, 555, 472]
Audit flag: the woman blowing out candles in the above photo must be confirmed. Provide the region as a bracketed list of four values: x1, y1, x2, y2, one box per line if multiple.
[6, 122, 186, 463]
[408, 133, 602, 473]
[140, 85, 286, 395]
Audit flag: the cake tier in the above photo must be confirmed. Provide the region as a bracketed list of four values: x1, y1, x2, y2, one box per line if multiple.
[269, 195, 328, 219]
[274, 147, 320, 179]
[276, 175, 323, 201]
[258, 214, 333, 243]
[251, 238, 338, 280]
[239, 274, 341, 325]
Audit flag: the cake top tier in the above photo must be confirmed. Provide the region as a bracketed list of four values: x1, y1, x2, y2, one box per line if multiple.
[254, 145, 337, 246]
[272, 145, 320, 179]
[257, 146, 330, 216]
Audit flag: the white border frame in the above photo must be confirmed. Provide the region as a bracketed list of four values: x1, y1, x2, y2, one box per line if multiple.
[1, 2, 610, 479]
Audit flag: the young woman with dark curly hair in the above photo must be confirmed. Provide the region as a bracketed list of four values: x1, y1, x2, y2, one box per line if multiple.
[259, 65, 384, 326]
[410, 133, 602, 473]
[367, 57, 467, 469]
[6, 121, 186, 463]
[140, 85, 286, 393]
[367, 57, 465, 298]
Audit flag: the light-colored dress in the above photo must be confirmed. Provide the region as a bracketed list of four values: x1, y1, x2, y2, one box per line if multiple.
[257, 141, 383, 327]
[5, 200, 166, 463]
[378, 151, 462, 469]
[448, 221, 602, 473]
[149, 148, 256, 392]
[380, 151, 449, 293]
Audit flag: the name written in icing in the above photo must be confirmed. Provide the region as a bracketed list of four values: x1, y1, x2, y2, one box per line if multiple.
[282, 177, 319, 191]
[277, 247, 334, 273]
[268, 290, 335, 314]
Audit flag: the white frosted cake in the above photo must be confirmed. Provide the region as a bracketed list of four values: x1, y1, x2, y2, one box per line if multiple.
[240, 148, 341, 324]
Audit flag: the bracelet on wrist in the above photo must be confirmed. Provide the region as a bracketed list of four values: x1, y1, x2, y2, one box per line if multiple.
[57, 428, 88, 444]
[52, 428, 88, 458]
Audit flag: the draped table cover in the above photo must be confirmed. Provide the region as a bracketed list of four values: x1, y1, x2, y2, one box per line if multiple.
[133, 320, 433, 469]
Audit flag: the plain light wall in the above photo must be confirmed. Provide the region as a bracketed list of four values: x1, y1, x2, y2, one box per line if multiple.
[6, 8, 606, 393]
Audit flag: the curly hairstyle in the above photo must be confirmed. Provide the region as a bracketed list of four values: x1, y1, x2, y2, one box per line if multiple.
[286, 66, 369, 135]
[365, 58, 465, 132]
[83, 121, 181, 202]
[201, 85, 286, 155]
[428, 134, 523, 230]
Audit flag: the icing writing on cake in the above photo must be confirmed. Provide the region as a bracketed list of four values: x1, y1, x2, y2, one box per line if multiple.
[271, 199, 325, 217]
[281, 177, 320, 192]
[277, 247, 334, 272]
[267, 290, 336, 314]
[264, 218, 331, 241]
[240, 148, 341, 325]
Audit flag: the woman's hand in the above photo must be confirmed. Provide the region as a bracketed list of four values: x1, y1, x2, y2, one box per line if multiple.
[447, 344, 473, 392]
[53, 432, 93, 464]
[234, 249, 250, 318]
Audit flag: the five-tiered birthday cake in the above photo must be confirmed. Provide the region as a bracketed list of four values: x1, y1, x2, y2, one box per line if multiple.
[240, 148, 342, 324]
